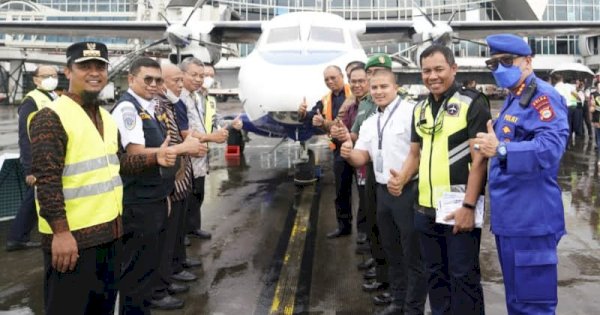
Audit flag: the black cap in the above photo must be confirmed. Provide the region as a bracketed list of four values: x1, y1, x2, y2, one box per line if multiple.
[66, 41, 109, 64]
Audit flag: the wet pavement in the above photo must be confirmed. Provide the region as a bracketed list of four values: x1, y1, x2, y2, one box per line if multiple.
[0, 102, 599, 314]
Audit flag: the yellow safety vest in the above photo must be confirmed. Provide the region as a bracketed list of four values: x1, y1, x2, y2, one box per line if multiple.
[322, 84, 352, 150]
[36, 96, 123, 234]
[413, 90, 476, 208]
[23, 89, 54, 127]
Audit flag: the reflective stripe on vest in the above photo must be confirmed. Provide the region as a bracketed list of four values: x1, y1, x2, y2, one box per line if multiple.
[414, 90, 474, 208]
[205, 95, 217, 133]
[321, 84, 352, 150]
[36, 96, 122, 234]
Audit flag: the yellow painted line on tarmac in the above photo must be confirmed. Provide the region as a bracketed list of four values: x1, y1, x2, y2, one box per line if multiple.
[269, 186, 314, 315]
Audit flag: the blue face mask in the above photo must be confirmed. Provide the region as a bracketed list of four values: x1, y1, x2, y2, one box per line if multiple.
[492, 63, 523, 89]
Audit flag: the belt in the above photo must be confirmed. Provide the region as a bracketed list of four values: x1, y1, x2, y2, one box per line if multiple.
[415, 205, 436, 217]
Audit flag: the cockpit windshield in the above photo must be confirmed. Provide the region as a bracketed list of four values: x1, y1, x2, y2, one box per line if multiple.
[308, 26, 344, 44]
[266, 26, 300, 44]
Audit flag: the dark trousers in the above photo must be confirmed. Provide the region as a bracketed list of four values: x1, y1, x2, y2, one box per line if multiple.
[568, 106, 583, 137]
[333, 159, 353, 231]
[173, 196, 189, 274]
[415, 211, 485, 315]
[44, 240, 119, 315]
[154, 197, 188, 298]
[365, 163, 387, 283]
[7, 185, 37, 243]
[495, 234, 560, 315]
[187, 176, 205, 233]
[595, 128, 600, 152]
[377, 182, 426, 313]
[120, 200, 168, 315]
[583, 102, 592, 138]
[356, 183, 367, 234]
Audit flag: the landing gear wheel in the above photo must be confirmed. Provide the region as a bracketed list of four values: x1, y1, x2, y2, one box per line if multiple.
[294, 149, 317, 185]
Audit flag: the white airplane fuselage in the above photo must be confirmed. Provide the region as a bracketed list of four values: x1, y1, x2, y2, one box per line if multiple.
[237, 12, 366, 141]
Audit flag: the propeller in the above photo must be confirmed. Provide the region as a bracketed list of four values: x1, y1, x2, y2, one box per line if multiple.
[412, 0, 436, 27]
[184, 0, 207, 26]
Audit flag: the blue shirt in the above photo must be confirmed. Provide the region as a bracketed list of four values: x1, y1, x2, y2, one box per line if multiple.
[489, 74, 569, 237]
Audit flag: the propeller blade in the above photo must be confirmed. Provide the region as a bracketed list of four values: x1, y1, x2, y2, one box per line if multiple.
[190, 38, 238, 54]
[412, 0, 436, 27]
[447, 11, 457, 24]
[177, 47, 181, 64]
[184, 0, 207, 26]
[108, 38, 167, 80]
[452, 36, 488, 47]
[159, 12, 171, 26]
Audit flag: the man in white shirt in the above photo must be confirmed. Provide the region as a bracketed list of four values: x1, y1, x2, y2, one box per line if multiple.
[553, 73, 581, 143]
[341, 69, 427, 315]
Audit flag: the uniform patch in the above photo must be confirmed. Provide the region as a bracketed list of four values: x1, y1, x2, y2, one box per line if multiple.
[139, 112, 152, 120]
[446, 103, 460, 116]
[502, 126, 511, 134]
[503, 114, 518, 123]
[122, 109, 136, 130]
[531, 95, 555, 121]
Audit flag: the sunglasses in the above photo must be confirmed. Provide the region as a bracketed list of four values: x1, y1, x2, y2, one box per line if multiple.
[143, 76, 164, 85]
[485, 55, 520, 71]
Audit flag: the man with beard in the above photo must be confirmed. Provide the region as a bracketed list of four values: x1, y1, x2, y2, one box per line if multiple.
[28, 42, 174, 314]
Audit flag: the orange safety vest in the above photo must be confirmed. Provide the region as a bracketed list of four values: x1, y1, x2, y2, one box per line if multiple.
[321, 84, 352, 150]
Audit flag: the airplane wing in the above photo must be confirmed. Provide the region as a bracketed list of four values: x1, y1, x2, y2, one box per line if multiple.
[360, 20, 600, 43]
[0, 20, 263, 43]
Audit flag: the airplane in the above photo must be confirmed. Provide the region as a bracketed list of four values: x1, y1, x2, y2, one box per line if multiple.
[2, 2, 600, 181]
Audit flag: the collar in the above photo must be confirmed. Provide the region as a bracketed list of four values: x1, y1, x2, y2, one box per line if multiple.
[127, 88, 155, 113]
[427, 83, 458, 105]
[511, 73, 535, 97]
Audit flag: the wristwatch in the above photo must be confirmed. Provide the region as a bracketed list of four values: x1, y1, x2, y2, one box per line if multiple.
[497, 142, 507, 160]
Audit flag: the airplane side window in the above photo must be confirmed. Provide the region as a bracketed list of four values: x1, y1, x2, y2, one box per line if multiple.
[267, 26, 300, 44]
[309, 26, 344, 44]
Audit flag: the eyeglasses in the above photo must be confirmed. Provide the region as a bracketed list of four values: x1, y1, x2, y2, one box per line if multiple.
[143, 76, 164, 85]
[35, 74, 58, 79]
[485, 55, 520, 71]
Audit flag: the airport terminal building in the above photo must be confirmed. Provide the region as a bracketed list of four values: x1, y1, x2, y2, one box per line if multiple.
[1, 0, 600, 99]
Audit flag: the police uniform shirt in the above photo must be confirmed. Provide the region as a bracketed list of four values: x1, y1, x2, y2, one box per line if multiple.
[111, 88, 157, 148]
[354, 96, 414, 185]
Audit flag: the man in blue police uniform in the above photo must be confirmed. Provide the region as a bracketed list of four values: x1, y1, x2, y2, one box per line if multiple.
[474, 34, 569, 315]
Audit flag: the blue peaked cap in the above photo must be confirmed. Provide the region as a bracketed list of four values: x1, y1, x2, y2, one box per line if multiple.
[486, 34, 532, 56]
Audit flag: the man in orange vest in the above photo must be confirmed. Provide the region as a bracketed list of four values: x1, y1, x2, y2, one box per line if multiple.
[298, 65, 354, 238]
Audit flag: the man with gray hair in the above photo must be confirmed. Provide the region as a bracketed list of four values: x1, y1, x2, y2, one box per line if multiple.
[175, 57, 228, 245]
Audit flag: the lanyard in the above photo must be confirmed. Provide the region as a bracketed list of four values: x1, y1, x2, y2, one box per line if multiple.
[377, 98, 402, 150]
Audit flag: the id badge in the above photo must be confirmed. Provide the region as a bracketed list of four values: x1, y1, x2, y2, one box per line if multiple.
[375, 151, 383, 173]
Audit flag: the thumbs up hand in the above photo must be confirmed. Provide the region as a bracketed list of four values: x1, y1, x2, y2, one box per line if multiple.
[387, 168, 403, 196]
[312, 108, 324, 127]
[340, 139, 353, 159]
[298, 97, 308, 118]
[157, 136, 177, 167]
[182, 134, 207, 157]
[330, 118, 349, 141]
[231, 114, 243, 130]
[474, 120, 499, 158]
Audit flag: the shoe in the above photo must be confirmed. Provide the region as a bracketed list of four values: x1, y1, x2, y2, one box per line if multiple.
[362, 280, 388, 292]
[356, 232, 367, 244]
[375, 303, 403, 315]
[188, 229, 212, 239]
[149, 295, 184, 310]
[184, 236, 191, 247]
[5, 241, 41, 252]
[183, 257, 202, 268]
[363, 266, 376, 280]
[167, 282, 189, 295]
[355, 243, 370, 255]
[372, 292, 393, 306]
[171, 270, 197, 282]
[357, 257, 375, 270]
[326, 228, 351, 239]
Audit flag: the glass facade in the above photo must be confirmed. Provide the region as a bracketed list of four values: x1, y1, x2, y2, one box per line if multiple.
[1, 0, 598, 58]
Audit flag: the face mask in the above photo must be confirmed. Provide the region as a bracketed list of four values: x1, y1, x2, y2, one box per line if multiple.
[492, 63, 523, 89]
[40, 77, 58, 91]
[202, 77, 215, 89]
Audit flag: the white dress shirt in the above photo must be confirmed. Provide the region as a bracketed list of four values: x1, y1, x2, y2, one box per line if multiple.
[355, 96, 415, 184]
[112, 89, 157, 148]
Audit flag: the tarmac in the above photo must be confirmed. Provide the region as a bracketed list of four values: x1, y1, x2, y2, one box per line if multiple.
[0, 101, 599, 314]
